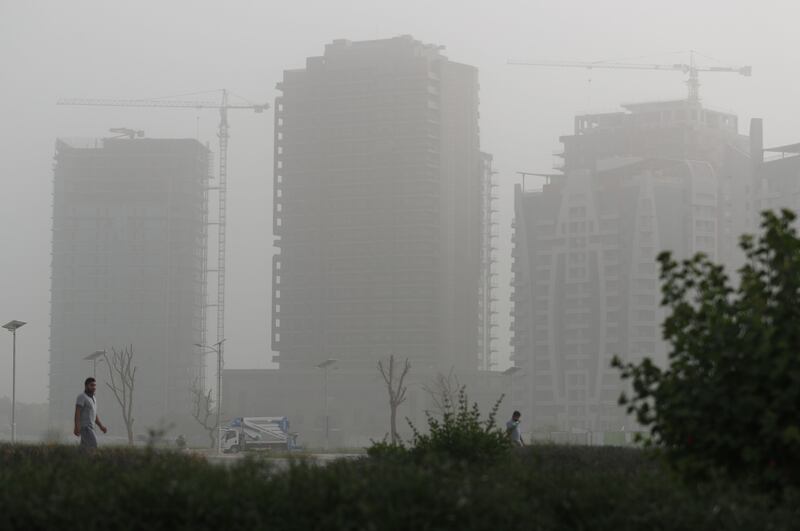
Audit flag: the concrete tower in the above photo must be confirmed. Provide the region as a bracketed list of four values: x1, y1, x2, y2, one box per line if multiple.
[49, 137, 209, 434]
[272, 36, 486, 375]
[511, 100, 751, 436]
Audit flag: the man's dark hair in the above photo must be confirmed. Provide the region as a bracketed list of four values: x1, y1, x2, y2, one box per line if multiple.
[84, 377, 96, 387]
[512, 410, 521, 418]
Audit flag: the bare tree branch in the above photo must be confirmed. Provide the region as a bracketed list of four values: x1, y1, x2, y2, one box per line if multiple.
[378, 355, 411, 444]
[190, 377, 217, 448]
[422, 367, 461, 417]
[104, 345, 136, 445]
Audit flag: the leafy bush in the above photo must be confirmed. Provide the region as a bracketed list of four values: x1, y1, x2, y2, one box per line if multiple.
[365, 438, 409, 462]
[614, 210, 800, 487]
[1, 443, 798, 530]
[366, 386, 510, 464]
[406, 386, 510, 464]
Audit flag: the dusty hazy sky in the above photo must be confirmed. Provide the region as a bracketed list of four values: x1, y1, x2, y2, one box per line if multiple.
[1, 0, 797, 402]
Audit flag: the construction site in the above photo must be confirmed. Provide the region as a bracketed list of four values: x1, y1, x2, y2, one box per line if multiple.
[49, 93, 269, 437]
[509, 57, 800, 440]
[40, 39, 800, 447]
[49, 136, 211, 433]
[8, 2, 800, 528]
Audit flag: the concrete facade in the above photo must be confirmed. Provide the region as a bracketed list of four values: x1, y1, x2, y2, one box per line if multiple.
[754, 120, 800, 216]
[49, 137, 209, 435]
[510, 100, 753, 432]
[246, 36, 499, 446]
[272, 36, 486, 375]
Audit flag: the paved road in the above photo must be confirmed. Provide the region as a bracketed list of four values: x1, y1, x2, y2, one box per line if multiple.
[204, 452, 363, 468]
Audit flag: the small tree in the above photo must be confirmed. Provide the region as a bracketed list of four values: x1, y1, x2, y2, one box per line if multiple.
[104, 345, 137, 445]
[190, 377, 217, 448]
[378, 355, 411, 444]
[422, 367, 461, 417]
[614, 210, 800, 486]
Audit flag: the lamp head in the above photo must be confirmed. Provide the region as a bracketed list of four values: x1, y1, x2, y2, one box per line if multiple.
[84, 350, 106, 361]
[2, 320, 26, 332]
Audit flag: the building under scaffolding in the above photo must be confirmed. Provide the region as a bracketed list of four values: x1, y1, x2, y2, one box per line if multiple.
[49, 137, 210, 433]
[264, 36, 494, 445]
[510, 99, 753, 433]
[754, 120, 800, 215]
[272, 36, 487, 374]
[478, 153, 499, 371]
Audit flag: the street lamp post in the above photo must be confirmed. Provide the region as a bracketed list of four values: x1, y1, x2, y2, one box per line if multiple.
[3, 320, 26, 444]
[84, 350, 106, 378]
[195, 339, 226, 455]
[316, 359, 337, 451]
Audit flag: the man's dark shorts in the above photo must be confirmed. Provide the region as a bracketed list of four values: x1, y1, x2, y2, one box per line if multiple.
[80, 427, 98, 449]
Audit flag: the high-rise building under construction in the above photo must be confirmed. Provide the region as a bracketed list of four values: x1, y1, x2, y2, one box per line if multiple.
[511, 100, 753, 434]
[49, 137, 209, 432]
[272, 36, 489, 375]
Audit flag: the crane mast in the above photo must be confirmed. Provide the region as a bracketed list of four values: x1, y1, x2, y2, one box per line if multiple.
[57, 90, 268, 386]
[509, 50, 751, 102]
[216, 91, 229, 354]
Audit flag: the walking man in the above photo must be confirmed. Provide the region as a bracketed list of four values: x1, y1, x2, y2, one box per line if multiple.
[74, 377, 107, 449]
[506, 410, 524, 447]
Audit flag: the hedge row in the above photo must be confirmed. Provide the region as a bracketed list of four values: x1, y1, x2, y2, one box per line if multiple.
[0, 444, 797, 530]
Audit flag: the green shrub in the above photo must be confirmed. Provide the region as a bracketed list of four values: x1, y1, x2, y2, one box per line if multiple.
[406, 386, 510, 464]
[1, 444, 799, 530]
[614, 210, 800, 488]
[365, 439, 409, 462]
[367, 387, 510, 465]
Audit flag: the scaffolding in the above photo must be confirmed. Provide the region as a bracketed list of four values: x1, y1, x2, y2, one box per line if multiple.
[478, 153, 499, 371]
[57, 91, 269, 391]
[198, 147, 214, 389]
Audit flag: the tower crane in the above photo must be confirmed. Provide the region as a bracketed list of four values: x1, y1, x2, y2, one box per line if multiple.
[509, 50, 751, 102]
[57, 90, 269, 356]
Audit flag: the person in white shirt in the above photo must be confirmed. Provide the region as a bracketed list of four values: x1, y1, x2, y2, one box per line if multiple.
[74, 377, 107, 449]
[506, 411, 524, 447]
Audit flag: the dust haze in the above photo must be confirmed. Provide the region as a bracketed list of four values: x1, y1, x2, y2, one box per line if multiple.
[0, 0, 797, 444]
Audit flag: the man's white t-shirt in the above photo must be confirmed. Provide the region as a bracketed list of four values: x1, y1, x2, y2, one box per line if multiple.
[75, 392, 97, 429]
[506, 419, 522, 445]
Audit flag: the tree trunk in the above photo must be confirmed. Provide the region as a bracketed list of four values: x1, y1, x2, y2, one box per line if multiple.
[104, 346, 137, 446]
[378, 355, 410, 445]
[390, 406, 397, 443]
[125, 418, 134, 445]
